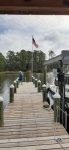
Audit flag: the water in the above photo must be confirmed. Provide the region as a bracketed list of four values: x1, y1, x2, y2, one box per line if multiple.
[0, 72, 43, 110]
[0, 73, 18, 110]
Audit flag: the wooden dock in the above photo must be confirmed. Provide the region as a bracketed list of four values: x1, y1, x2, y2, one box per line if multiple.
[0, 82, 69, 150]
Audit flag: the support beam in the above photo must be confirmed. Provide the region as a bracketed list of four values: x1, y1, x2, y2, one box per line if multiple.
[0, 0, 69, 15]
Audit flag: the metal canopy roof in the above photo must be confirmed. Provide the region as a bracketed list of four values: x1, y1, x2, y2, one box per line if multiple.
[44, 50, 69, 66]
[44, 54, 62, 66]
[0, 0, 69, 15]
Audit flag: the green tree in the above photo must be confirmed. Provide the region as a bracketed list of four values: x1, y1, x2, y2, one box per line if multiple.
[6, 50, 15, 71]
[0, 53, 6, 71]
[20, 50, 27, 71]
[26, 51, 32, 70]
[6, 49, 46, 72]
[33, 50, 45, 73]
[49, 50, 55, 59]
[39, 51, 45, 72]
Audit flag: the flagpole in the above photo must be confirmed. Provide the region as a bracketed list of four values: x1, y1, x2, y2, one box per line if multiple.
[32, 35, 33, 76]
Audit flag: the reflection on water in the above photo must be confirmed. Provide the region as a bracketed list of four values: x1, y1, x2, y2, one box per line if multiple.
[0, 72, 43, 110]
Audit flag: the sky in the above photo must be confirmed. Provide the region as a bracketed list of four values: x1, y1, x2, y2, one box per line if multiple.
[0, 15, 69, 58]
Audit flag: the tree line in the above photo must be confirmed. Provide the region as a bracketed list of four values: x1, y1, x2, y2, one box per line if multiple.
[0, 49, 56, 72]
[0, 49, 46, 73]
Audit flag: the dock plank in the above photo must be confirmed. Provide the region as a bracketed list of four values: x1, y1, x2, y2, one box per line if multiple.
[0, 82, 69, 149]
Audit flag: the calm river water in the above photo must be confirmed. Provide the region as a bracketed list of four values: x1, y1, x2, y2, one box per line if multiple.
[0, 72, 43, 110]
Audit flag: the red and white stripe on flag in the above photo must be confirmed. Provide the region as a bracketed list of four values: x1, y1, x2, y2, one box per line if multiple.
[32, 37, 39, 48]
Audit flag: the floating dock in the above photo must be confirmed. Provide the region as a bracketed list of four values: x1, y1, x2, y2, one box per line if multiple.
[0, 82, 69, 149]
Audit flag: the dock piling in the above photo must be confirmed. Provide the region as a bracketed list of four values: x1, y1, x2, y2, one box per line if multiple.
[0, 96, 4, 126]
[65, 111, 67, 130]
[53, 93, 60, 122]
[31, 76, 33, 82]
[10, 84, 14, 103]
[35, 79, 37, 87]
[13, 80, 17, 93]
[37, 80, 41, 92]
[33, 77, 35, 84]
[42, 84, 47, 102]
[16, 78, 19, 88]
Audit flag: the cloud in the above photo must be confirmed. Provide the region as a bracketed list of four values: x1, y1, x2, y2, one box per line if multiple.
[0, 15, 69, 58]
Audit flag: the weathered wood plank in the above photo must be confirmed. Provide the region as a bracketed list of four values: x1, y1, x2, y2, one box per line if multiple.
[0, 82, 68, 149]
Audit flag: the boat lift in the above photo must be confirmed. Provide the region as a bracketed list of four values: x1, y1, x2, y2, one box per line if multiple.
[43, 50, 69, 125]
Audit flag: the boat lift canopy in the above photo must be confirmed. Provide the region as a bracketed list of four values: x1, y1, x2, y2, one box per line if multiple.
[44, 50, 69, 66]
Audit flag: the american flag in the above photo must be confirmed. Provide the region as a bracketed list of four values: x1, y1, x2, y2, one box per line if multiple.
[32, 37, 39, 48]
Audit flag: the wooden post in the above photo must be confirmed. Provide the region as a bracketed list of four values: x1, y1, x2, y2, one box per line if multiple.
[23, 76, 26, 82]
[33, 77, 35, 84]
[32, 76, 34, 83]
[58, 60, 65, 124]
[38, 80, 41, 92]
[0, 97, 4, 126]
[32, 76, 33, 82]
[35, 79, 37, 87]
[15, 79, 18, 88]
[25, 77, 26, 82]
[53, 93, 60, 122]
[65, 111, 67, 130]
[42, 84, 47, 102]
[17, 77, 19, 84]
[10, 84, 14, 103]
[13, 80, 17, 93]
[16, 78, 19, 88]
[43, 65, 47, 84]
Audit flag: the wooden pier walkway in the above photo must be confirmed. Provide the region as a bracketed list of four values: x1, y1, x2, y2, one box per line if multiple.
[0, 82, 69, 149]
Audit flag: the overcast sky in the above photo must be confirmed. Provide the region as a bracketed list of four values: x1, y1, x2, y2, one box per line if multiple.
[0, 15, 69, 58]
